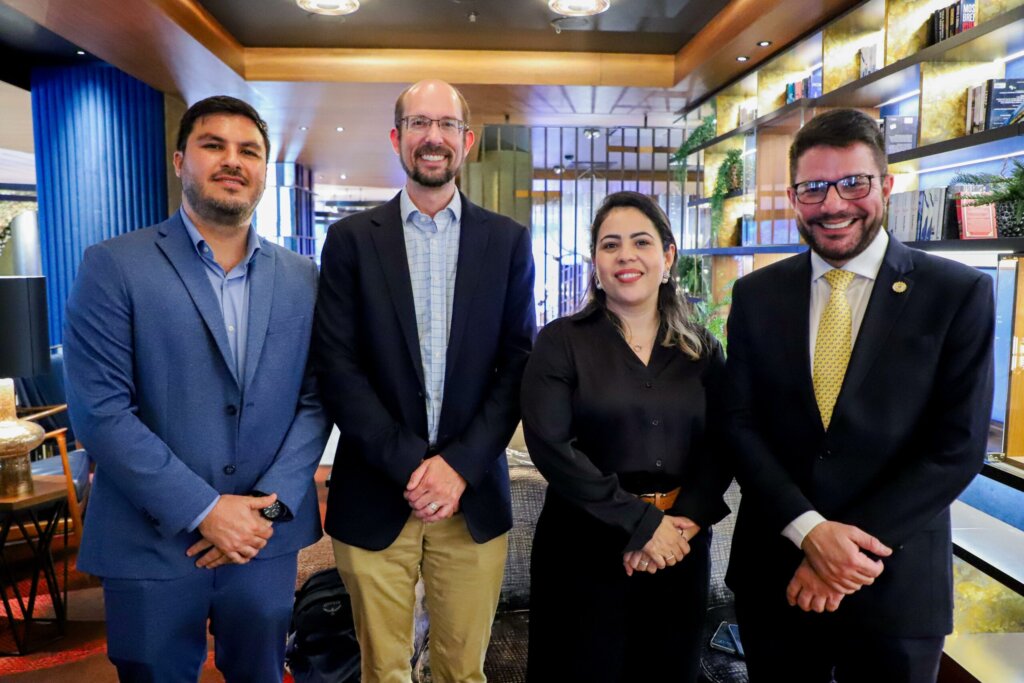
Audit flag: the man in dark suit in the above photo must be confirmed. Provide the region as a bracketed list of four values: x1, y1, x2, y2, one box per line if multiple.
[64, 96, 330, 681]
[725, 109, 994, 682]
[313, 79, 535, 682]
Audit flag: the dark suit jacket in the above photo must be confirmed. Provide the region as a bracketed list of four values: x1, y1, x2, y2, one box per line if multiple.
[314, 192, 536, 550]
[64, 213, 330, 579]
[724, 236, 994, 637]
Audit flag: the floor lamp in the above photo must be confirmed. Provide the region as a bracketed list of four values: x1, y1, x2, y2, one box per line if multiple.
[0, 275, 50, 497]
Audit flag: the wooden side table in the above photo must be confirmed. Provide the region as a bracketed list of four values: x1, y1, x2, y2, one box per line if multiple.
[0, 477, 68, 655]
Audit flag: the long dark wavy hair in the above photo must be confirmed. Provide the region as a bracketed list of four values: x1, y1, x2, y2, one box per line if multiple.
[580, 191, 705, 360]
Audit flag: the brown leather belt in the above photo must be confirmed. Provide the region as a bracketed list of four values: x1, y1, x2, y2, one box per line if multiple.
[636, 487, 680, 511]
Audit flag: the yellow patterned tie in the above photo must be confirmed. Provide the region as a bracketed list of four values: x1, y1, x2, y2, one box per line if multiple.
[813, 269, 855, 429]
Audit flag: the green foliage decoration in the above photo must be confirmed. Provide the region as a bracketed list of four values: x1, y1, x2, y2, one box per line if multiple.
[711, 149, 743, 239]
[671, 115, 716, 181]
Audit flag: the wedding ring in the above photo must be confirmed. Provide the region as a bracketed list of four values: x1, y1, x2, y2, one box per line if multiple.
[639, 560, 649, 568]
[428, 502, 440, 512]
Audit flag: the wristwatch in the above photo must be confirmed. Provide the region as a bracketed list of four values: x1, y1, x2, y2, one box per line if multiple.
[259, 499, 284, 521]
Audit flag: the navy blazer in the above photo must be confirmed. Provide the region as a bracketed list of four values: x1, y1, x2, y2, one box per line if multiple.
[314, 192, 536, 550]
[64, 214, 331, 579]
[724, 236, 994, 637]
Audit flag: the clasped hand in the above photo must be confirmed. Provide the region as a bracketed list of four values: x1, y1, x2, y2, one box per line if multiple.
[187, 493, 276, 569]
[404, 454, 466, 523]
[786, 520, 893, 613]
[623, 516, 700, 576]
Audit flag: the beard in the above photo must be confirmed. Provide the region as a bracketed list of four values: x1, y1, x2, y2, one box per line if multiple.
[795, 207, 885, 264]
[182, 170, 261, 226]
[401, 142, 459, 188]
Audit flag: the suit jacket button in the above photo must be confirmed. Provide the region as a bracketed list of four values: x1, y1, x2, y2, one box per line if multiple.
[224, 465, 236, 475]
[226, 405, 238, 416]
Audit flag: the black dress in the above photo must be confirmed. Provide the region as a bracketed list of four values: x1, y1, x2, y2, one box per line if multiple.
[521, 308, 731, 682]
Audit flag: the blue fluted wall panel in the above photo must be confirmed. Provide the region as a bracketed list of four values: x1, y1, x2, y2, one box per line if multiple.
[32, 64, 167, 345]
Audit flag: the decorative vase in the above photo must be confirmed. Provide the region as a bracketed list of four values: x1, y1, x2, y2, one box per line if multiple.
[995, 201, 1024, 238]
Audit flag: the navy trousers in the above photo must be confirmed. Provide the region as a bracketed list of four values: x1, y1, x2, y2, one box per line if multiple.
[103, 551, 298, 683]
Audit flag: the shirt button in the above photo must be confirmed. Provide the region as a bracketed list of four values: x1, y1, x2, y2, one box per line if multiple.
[226, 405, 238, 416]
[228, 325, 235, 332]
[223, 465, 236, 475]
[655, 459, 663, 468]
[651, 419, 659, 426]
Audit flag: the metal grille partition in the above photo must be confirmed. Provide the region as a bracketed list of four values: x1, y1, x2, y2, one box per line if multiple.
[464, 125, 686, 326]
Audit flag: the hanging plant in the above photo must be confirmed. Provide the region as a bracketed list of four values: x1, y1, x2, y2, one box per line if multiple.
[710, 148, 744, 239]
[671, 115, 716, 181]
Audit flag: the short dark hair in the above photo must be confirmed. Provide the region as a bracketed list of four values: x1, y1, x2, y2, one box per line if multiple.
[176, 96, 271, 158]
[394, 82, 471, 129]
[789, 109, 886, 183]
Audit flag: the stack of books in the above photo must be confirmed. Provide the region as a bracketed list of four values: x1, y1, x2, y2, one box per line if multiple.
[931, 0, 976, 43]
[785, 70, 823, 104]
[967, 79, 1024, 134]
[888, 186, 996, 241]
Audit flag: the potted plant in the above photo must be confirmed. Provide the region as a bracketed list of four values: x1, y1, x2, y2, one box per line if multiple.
[952, 160, 1024, 237]
[712, 148, 744, 246]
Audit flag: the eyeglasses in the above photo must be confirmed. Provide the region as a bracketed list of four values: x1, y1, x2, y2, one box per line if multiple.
[398, 116, 468, 134]
[792, 174, 877, 204]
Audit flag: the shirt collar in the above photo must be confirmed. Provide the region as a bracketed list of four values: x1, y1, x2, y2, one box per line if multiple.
[179, 207, 261, 268]
[810, 228, 888, 283]
[400, 188, 462, 227]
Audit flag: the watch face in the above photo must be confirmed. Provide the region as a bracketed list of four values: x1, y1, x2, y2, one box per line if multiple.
[262, 501, 282, 520]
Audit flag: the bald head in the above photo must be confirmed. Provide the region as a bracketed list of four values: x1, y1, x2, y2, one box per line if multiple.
[394, 79, 470, 128]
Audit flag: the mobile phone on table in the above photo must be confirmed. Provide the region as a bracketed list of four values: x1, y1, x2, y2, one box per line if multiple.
[709, 620, 737, 655]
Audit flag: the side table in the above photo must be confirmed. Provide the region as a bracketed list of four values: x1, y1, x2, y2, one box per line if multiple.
[0, 477, 68, 655]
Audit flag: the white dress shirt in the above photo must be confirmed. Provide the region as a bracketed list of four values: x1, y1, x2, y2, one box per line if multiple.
[782, 229, 890, 548]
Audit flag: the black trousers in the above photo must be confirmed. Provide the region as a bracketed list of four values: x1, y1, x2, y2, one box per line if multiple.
[526, 493, 710, 682]
[736, 592, 944, 683]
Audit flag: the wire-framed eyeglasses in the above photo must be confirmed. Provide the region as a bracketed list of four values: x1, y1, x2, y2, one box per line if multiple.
[398, 116, 468, 134]
[792, 174, 878, 204]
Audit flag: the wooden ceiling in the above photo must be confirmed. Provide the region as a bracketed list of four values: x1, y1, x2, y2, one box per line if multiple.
[0, 0, 860, 189]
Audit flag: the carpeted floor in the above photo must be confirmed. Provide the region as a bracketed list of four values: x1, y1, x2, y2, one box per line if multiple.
[1, 466, 334, 681]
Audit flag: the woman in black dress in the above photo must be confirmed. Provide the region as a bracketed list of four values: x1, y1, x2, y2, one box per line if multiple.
[522, 191, 731, 681]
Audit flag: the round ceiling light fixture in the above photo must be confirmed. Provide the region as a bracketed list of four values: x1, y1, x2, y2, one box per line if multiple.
[296, 0, 359, 16]
[548, 0, 610, 17]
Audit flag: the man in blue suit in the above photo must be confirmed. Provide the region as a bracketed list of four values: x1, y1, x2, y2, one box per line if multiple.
[64, 96, 330, 682]
[314, 79, 536, 682]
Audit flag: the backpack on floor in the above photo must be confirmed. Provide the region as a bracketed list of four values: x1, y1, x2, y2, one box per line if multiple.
[286, 568, 361, 683]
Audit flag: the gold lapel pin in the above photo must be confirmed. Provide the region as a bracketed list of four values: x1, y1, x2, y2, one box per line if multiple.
[892, 281, 908, 294]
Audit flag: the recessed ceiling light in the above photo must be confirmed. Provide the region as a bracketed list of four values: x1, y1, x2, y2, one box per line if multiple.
[299, 126, 309, 131]
[335, 126, 345, 133]
[340, 173, 347, 180]
[757, 40, 772, 47]
[736, 56, 750, 62]
[296, 0, 359, 16]
[76, 50, 86, 56]
[548, 0, 610, 17]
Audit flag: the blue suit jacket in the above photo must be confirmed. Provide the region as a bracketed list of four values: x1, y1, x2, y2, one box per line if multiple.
[64, 213, 331, 580]
[314, 192, 536, 550]
[724, 236, 994, 637]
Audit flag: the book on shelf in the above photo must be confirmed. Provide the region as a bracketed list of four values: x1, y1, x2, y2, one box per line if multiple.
[858, 45, 878, 78]
[883, 115, 918, 154]
[966, 79, 1024, 133]
[917, 188, 948, 241]
[738, 100, 757, 126]
[888, 190, 918, 242]
[932, 0, 976, 43]
[951, 184, 998, 239]
[740, 215, 757, 246]
[961, 0, 976, 31]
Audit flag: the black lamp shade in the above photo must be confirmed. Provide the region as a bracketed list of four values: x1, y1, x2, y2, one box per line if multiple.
[0, 276, 50, 378]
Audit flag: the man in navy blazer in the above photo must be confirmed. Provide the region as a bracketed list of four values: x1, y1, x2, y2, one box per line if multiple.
[725, 109, 994, 682]
[64, 96, 330, 682]
[314, 80, 535, 682]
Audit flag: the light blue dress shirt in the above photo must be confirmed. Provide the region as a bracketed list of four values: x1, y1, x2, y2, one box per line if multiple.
[180, 208, 261, 530]
[400, 189, 461, 446]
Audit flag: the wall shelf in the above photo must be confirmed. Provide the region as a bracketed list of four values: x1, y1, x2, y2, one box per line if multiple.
[982, 461, 1024, 493]
[951, 500, 1024, 597]
[679, 245, 807, 256]
[907, 237, 1024, 253]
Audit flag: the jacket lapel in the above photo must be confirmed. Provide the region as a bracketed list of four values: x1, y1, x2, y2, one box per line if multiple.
[242, 244, 276, 391]
[834, 237, 915, 417]
[778, 252, 821, 426]
[369, 195, 425, 388]
[156, 214, 239, 386]
[445, 194, 490, 386]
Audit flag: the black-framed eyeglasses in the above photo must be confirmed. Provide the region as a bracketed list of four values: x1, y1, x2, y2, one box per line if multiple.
[792, 174, 877, 204]
[398, 116, 468, 134]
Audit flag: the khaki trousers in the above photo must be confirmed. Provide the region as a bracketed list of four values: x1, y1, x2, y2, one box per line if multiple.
[333, 513, 508, 683]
